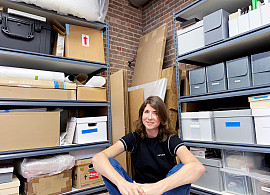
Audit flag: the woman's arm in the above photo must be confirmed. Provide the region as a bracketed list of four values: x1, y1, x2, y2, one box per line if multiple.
[92, 141, 145, 195]
[139, 146, 205, 194]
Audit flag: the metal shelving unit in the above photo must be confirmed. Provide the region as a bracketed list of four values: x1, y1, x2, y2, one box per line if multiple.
[0, 0, 111, 194]
[173, 0, 270, 194]
[63, 185, 107, 195]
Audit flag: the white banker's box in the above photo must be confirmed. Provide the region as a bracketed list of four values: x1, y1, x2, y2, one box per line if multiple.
[74, 116, 107, 144]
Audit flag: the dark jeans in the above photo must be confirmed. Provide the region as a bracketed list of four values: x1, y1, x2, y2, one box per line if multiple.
[102, 158, 191, 195]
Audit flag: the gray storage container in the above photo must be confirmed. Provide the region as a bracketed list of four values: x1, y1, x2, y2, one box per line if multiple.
[251, 51, 270, 86]
[0, 166, 13, 184]
[226, 57, 252, 90]
[189, 68, 207, 95]
[213, 109, 255, 144]
[206, 62, 227, 93]
[203, 9, 230, 45]
[194, 158, 224, 192]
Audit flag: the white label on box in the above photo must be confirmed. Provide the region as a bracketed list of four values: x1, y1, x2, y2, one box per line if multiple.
[82, 34, 89, 47]
[262, 186, 270, 193]
[212, 82, 220, 86]
[235, 80, 241, 83]
[194, 86, 200, 89]
[190, 124, 200, 128]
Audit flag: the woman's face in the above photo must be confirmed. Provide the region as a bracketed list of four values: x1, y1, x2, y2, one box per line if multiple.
[142, 104, 160, 132]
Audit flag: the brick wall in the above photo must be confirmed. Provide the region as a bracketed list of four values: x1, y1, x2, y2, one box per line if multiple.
[142, 0, 196, 69]
[105, 0, 142, 85]
[105, 0, 196, 85]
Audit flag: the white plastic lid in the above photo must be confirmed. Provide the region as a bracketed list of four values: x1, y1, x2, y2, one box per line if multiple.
[220, 168, 249, 176]
[177, 20, 203, 35]
[0, 166, 14, 174]
[250, 171, 270, 182]
[76, 116, 107, 124]
[181, 111, 213, 119]
[252, 108, 270, 116]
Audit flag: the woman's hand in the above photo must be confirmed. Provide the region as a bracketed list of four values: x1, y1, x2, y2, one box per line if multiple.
[117, 180, 145, 195]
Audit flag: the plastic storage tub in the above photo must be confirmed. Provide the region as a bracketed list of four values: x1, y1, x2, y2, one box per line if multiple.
[222, 150, 265, 172]
[250, 172, 270, 195]
[213, 109, 255, 144]
[194, 157, 224, 192]
[0, 166, 13, 184]
[252, 108, 270, 145]
[221, 168, 252, 195]
[181, 111, 215, 141]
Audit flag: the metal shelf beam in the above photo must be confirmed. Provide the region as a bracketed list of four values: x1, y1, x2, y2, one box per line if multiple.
[184, 140, 270, 153]
[179, 85, 270, 102]
[62, 185, 107, 195]
[0, 142, 110, 160]
[0, 47, 107, 75]
[0, 99, 110, 106]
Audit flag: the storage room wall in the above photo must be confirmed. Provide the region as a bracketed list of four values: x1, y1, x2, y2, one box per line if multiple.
[105, 0, 143, 85]
[105, 0, 196, 85]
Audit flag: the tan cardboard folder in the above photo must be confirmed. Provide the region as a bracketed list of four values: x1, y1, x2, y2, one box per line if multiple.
[0, 111, 60, 152]
[65, 24, 105, 63]
[132, 24, 168, 86]
[111, 70, 129, 171]
[128, 88, 144, 132]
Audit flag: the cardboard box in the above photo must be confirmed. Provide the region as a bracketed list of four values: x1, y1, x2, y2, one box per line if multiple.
[0, 86, 76, 100]
[0, 77, 76, 89]
[74, 116, 108, 144]
[168, 109, 178, 130]
[77, 86, 106, 101]
[65, 24, 105, 63]
[73, 158, 104, 189]
[22, 169, 72, 195]
[131, 24, 168, 86]
[248, 94, 270, 109]
[0, 111, 60, 152]
[0, 175, 20, 195]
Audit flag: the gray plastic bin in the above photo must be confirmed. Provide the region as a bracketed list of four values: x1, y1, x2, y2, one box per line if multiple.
[251, 51, 270, 86]
[213, 109, 255, 144]
[194, 158, 224, 192]
[226, 57, 252, 90]
[203, 9, 230, 45]
[206, 62, 227, 93]
[189, 68, 207, 95]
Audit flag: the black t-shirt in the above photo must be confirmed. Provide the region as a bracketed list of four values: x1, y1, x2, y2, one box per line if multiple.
[120, 132, 184, 183]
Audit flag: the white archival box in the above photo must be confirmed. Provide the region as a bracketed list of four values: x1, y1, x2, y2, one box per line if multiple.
[177, 20, 204, 55]
[74, 116, 107, 144]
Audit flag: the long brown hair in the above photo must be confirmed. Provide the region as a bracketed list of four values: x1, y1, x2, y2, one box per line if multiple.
[134, 96, 177, 142]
